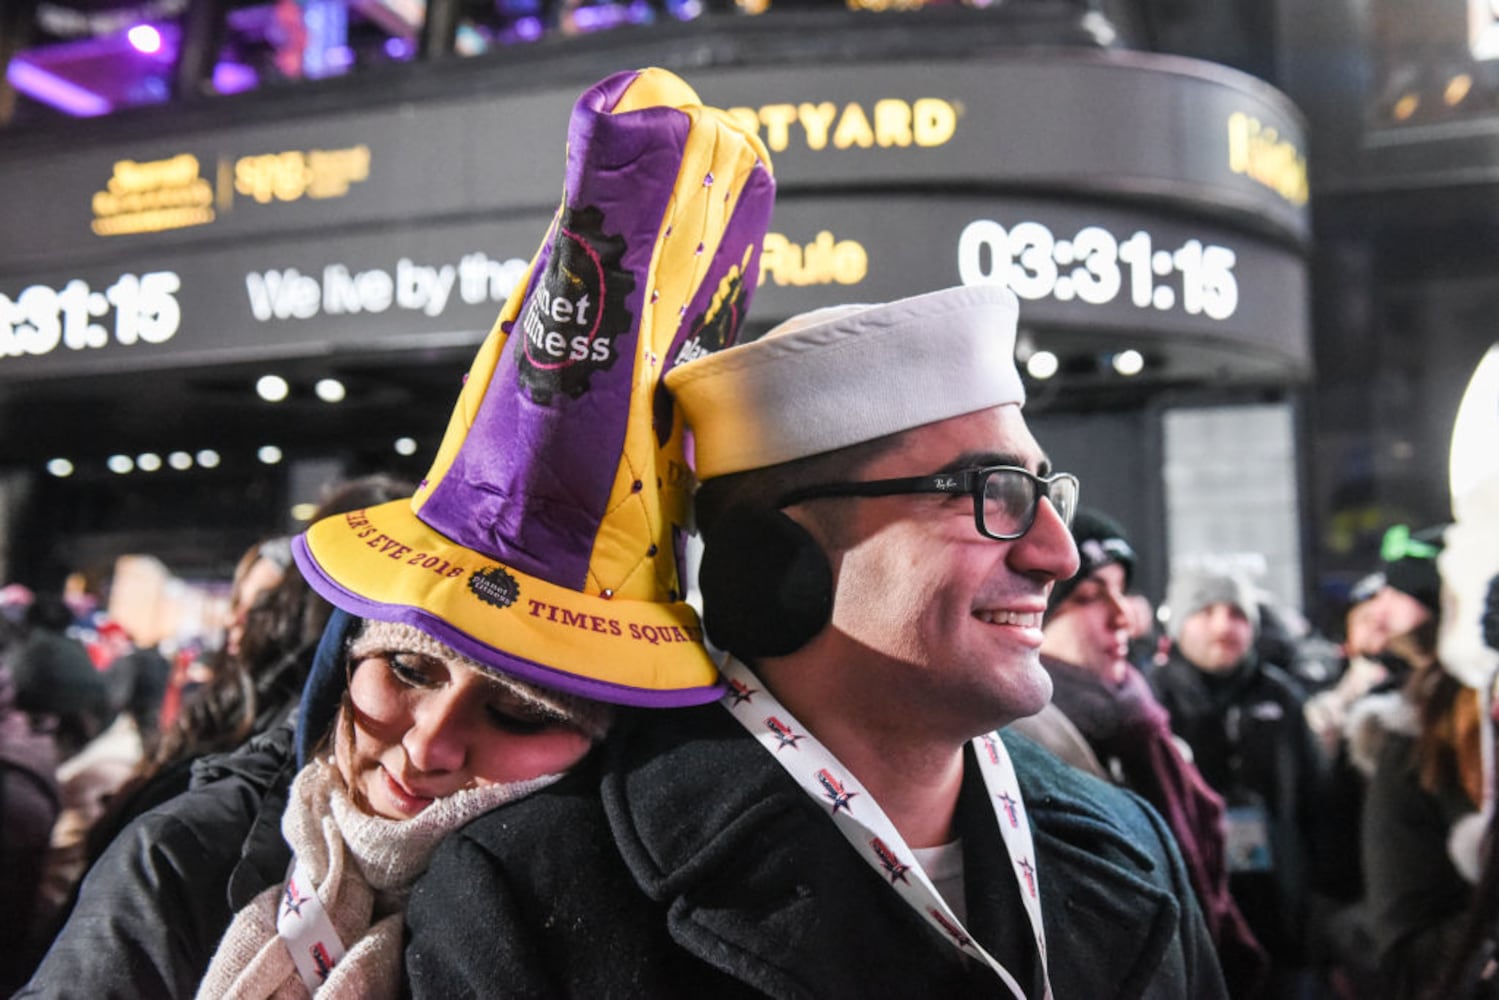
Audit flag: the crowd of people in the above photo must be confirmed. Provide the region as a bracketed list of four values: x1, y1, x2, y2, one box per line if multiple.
[1, 67, 1495, 999]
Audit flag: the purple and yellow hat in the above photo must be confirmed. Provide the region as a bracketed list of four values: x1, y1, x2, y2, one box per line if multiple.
[292, 68, 775, 707]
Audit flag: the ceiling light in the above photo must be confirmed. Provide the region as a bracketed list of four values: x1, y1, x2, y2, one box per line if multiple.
[168, 451, 193, 470]
[258, 445, 283, 465]
[1445, 74, 1473, 106]
[291, 502, 319, 522]
[1111, 349, 1145, 377]
[256, 374, 290, 402]
[46, 458, 74, 478]
[136, 452, 162, 471]
[107, 454, 135, 474]
[314, 378, 346, 403]
[394, 436, 418, 456]
[1026, 351, 1059, 380]
[196, 449, 221, 469]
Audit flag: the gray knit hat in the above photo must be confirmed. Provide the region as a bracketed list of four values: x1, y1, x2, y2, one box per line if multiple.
[1166, 566, 1260, 638]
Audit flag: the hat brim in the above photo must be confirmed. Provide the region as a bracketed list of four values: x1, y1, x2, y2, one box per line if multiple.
[294, 498, 724, 707]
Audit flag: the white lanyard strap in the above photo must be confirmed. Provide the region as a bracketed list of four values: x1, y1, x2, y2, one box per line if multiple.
[720, 659, 1051, 999]
[277, 857, 347, 993]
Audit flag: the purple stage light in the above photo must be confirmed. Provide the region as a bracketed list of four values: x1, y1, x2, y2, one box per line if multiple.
[6, 57, 112, 116]
[212, 60, 259, 94]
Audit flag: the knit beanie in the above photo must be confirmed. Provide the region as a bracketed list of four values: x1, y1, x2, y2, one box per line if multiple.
[1166, 566, 1260, 639]
[1380, 523, 1448, 615]
[1046, 508, 1136, 619]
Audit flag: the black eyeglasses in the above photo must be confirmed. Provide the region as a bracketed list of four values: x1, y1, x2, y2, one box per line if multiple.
[778, 465, 1080, 541]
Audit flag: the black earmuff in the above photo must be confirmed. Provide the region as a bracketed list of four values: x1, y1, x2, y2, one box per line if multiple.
[698, 507, 833, 659]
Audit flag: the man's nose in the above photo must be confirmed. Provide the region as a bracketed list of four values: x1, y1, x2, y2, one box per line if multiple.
[1011, 497, 1080, 582]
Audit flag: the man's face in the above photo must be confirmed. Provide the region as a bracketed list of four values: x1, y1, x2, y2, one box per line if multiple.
[1176, 602, 1255, 674]
[1041, 561, 1132, 686]
[795, 403, 1079, 736]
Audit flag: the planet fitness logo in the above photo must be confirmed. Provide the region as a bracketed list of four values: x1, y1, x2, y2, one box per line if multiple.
[469, 566, 520, 609]
[516, 204, 634, 404]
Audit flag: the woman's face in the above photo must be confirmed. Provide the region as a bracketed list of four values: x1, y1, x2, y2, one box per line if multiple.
[336, 634, 594, 820]
[226, 556, 286, 657]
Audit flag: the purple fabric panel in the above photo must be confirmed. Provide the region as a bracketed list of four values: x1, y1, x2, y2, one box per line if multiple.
[292, 536, 725, 707]
[662, 163, 776, 376]
[419, 78, 692, 590]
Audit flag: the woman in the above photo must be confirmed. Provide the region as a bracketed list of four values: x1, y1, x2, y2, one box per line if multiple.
[20, 65, 774, 999]
[18, 609, 609, 998]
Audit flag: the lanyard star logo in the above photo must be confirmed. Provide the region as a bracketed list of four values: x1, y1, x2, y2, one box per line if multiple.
[765, 716, 804, 750]
[282, 880, 308, 919]
[814, 768, 858, 814]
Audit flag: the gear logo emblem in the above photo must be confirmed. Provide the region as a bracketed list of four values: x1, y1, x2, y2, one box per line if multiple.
[469, 566, 520, 609]
[515, 204, 634, 404]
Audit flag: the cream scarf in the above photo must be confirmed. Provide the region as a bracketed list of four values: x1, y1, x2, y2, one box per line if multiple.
[196, 756, 557, 999]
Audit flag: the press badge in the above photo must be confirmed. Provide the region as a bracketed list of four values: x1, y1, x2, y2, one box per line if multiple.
[1225, 801, 1274, 873]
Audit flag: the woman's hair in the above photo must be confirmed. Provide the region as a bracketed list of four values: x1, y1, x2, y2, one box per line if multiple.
[1403, 636, 1484, 805]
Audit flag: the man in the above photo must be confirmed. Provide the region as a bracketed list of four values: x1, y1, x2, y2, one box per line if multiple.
[406, 285, 1227, 998]
[1028, 509, 1265, 995]
[1150, 564, 1323, 996]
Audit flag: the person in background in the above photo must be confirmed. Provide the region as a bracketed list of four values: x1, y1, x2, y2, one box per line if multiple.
[405, 284, 1227, 998]
[0, 661, 60, 996]
[1306, 525, 1455, 998]
[6, 592, 112, 761]
[1150, 563, 1324, 998]
[1355, 525, 1496, 1000]
[102, 632, 171, 759]
[1426, 572, 1499, 1000]
[81, 475, 412, 864]
[1030, 508, 1267, 997]
[1304, 571, 1391, 758]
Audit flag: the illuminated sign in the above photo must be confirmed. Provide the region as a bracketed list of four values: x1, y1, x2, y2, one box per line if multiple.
[958, 218, 1240, 320]
[760, 230, 868, 287]
[0, 271, 182, 357]
[89, 144, 371, 238]
[91, 155, 214, 236]
[725, 98, 958, 152]
[232, 145, 371, 205]
[244, 251, 528, 323]
[1227, 112, 1307, 208]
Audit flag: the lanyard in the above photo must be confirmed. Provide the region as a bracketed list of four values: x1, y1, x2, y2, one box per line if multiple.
[719, 658, 1051, 999]
[277, 857, 347, 993]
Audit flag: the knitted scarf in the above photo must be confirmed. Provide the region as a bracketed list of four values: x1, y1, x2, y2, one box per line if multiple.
[196, 755, 557, 999]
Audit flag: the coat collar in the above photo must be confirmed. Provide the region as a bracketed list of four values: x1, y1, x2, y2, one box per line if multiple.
[601, 703, 1191, 998]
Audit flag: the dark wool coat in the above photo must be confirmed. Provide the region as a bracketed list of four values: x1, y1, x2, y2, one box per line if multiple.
[406, 703, 1227, 999]
[16, 724, 296, 999]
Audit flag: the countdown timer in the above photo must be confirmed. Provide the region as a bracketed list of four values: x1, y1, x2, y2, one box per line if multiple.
[0, 271, 181, 358]
[957, 219, 1239, 321]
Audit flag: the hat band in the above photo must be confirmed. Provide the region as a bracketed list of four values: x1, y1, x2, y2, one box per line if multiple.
[295, 501, 723, 707]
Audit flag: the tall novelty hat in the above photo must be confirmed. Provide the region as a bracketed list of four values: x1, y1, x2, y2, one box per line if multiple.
[292, 68, 776, 706]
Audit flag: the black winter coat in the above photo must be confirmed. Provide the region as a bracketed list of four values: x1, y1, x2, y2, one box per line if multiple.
[406, 703, 1227, 999]
[1149, 650, 1323, 964]
[16, 723, 297, 999]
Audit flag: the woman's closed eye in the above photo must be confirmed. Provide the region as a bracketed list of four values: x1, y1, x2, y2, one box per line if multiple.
[384, 652, 442, 688]
[485, 702, 566, 735]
